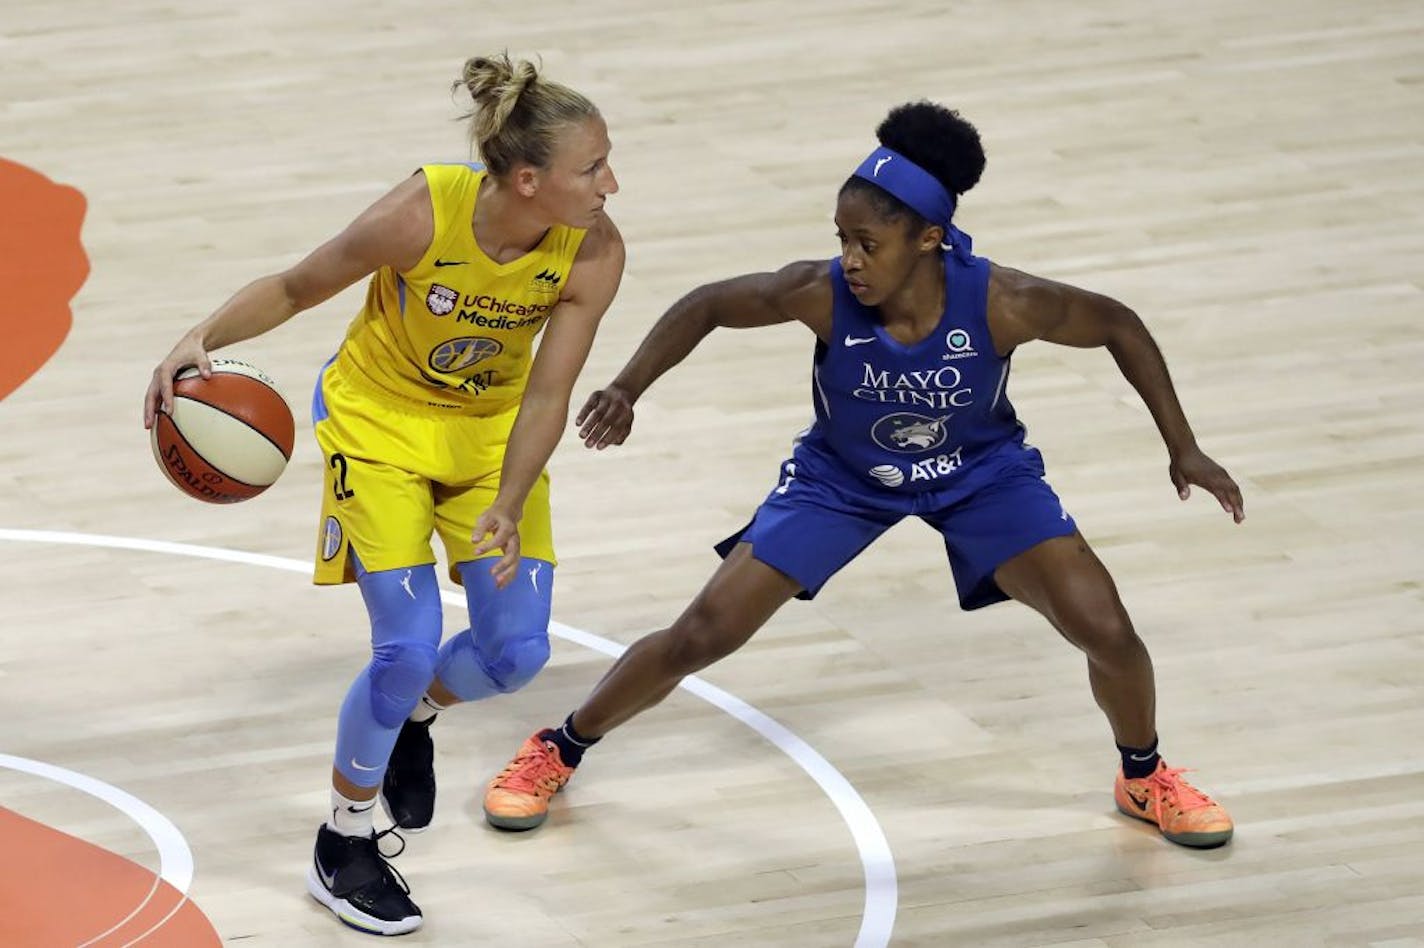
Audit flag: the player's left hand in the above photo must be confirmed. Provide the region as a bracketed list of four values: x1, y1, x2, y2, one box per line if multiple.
[472, 506, 522, 587]
[576, 383, 635, 450]
[1169, 447, 1245, 523]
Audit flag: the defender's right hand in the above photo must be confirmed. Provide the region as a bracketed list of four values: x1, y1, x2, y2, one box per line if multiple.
[575, 384, 635, 449]
[144, 335, 213, 429]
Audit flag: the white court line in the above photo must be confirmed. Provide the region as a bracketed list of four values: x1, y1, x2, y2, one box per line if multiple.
[0, 528, 898, 948]
[0, 752, 195, 891]
[0, 752, 193, 947]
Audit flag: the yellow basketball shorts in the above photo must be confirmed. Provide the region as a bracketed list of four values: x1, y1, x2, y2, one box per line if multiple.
[310, 359, 555, 586]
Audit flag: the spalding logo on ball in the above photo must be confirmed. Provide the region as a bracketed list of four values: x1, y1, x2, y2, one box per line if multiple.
[150, 358, 295, 503]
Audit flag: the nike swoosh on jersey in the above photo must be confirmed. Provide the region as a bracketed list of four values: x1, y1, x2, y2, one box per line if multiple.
[844, 335, 876, 347]
[433, 259, 466, 267]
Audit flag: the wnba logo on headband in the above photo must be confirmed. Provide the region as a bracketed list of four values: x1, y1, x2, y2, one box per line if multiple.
[852, 145, 973, 259]
[853, 146, 955, 225]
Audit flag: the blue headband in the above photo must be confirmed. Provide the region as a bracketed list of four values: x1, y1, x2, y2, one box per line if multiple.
[851, 146, 973, 261]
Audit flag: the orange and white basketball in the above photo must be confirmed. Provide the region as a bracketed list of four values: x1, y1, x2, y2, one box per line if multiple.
[149, 358, 295, 503]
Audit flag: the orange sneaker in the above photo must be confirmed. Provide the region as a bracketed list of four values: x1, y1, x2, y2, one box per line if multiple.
[483, 731, 575, 831]
[1115, 760, 1234, 848]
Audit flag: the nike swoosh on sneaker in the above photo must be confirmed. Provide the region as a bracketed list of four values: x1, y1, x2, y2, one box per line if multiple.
[1128, 791, 1150, 813]
[844, 335, 876, 347]
[316, 856, 338, 891]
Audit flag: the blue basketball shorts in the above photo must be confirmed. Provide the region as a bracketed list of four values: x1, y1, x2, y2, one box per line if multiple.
[715, 444, 1077, 610]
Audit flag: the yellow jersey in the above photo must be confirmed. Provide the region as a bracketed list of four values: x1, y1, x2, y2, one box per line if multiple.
[334, 162, 587, 415]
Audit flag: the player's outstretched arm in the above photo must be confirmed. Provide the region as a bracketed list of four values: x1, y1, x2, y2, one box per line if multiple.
[142, 173, 432, 428]
[576, 260, 831, 449]
[989, 264, 1244, 523]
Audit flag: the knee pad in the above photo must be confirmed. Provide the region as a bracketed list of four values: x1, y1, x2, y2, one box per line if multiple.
[476, 631, 550, 694]
[369, 640, 439, 727]
[437, 626, 550, 700]
[445, 556, 554, 697]
[355, 562, 443, 727]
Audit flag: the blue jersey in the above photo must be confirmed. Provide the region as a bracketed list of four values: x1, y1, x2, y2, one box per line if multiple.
[799, 253, 1027, 498]
[717, 250, 1077, 606]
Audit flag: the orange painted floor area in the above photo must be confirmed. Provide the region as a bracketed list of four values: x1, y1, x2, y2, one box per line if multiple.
[1, 806, 220, 946]
[0, 157, 86, 403]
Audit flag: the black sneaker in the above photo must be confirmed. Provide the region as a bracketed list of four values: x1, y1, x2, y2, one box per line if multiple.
[381, 717, 436, 832]
[307, 824, 422, 935]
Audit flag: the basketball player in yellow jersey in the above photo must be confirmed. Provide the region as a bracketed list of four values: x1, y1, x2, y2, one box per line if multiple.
[142, 54, 624, 935]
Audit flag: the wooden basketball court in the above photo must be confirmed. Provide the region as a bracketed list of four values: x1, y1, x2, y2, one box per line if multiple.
[2, 1, 1421, 944]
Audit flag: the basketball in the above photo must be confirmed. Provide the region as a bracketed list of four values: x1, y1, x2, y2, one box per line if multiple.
[150, 358, 295, 503]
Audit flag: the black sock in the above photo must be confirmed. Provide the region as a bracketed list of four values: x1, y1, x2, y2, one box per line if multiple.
[1118, 735, 1161, 779]
[541, 713, 600, 768]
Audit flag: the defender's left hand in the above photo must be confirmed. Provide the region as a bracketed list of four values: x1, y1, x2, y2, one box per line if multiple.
[472, 506, 522, 587]
[1170, 447, 1245, 523]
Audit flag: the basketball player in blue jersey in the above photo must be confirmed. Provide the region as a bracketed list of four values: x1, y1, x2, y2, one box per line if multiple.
[481, 101, 1245, 851]
[143, 54, 623, 934]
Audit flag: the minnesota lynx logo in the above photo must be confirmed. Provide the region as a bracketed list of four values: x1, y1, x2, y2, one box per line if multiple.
[870, 413, 951, 453]
[426, 283, 458, 316]
[529, 268, 562, 295]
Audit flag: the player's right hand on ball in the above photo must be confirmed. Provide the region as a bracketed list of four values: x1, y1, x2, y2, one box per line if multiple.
[575, 383, 635, 450]
[144, 334, 213, 429]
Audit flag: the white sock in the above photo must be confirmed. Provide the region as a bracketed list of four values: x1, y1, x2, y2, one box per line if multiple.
[409, 693, 445, 724]
[327, 788, 376, 838]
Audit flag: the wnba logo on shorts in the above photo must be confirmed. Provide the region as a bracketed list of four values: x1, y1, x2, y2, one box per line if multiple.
[320, 516, 343, 561]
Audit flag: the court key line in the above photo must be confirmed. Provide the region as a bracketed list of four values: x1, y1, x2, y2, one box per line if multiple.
[0, 752, 194, 947]
[0, 527, 898, 948]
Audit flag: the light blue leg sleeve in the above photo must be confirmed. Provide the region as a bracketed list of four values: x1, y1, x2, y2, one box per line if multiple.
[434, 558, 554, 702]
[332, 559, 442, 788]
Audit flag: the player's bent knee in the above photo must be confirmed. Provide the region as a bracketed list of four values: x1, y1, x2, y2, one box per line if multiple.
[1062, 608, 1139, 658]
[369, 641, 439, 727]
[479, 633, 550, 694]
[664, 610, 745, 674]
[439, 628, 552, 699]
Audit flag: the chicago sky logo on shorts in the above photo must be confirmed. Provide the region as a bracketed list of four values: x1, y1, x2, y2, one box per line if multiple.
[871, 412, 951, 453]
[427, 283, 458, 316]
[942, 328, 977, 361]
[428, 336, 503, 373]
[320, 516, 343, 561]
